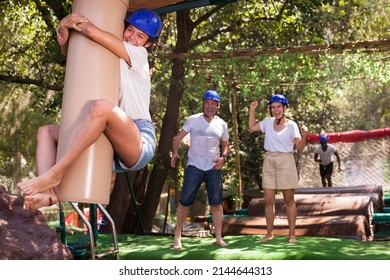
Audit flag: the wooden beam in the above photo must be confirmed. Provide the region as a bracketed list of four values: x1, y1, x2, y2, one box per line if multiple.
[163, 39, 390, 59]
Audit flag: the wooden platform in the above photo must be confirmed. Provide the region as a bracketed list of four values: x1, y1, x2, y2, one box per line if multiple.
[248, 196, 374, 220]
[222, 185, 383, 240]
[223, 215, 371, 240]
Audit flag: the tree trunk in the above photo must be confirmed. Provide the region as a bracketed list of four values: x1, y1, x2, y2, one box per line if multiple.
[103, 168, 148, 234]
[141, 10, 194, 232]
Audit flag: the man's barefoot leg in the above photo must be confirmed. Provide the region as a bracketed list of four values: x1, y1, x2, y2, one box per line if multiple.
[24, 190, 58, 210]
[173, 236, 182, 250]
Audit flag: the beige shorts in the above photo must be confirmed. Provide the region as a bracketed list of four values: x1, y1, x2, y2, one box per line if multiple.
[262, 152, 299, 190]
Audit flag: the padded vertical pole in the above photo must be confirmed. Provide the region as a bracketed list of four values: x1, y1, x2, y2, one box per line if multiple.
[55, 0, 129, 204]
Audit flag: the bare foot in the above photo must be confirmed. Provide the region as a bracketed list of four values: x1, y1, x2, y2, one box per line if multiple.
[172, 237, 182, 250]
[288, 237, 297, 243]
[258, 235, 274, 242]
[24, 192, 58, 210]
[17, 171, 61, 196]
[215, 240, 229, 247]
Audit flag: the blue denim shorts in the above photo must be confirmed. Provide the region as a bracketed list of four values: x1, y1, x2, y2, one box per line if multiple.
[180, 165, 223, 206]
[113, 119, 156, 172]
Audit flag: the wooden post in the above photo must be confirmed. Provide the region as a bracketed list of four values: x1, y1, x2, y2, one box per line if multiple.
[231, 75, 242, 209]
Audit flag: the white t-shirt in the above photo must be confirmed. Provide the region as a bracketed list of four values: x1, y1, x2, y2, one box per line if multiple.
[259, 117, 301, 152]
[314, 144, 337, 166]
[119, 42, 151, 121]
[182, 113, 229, 171]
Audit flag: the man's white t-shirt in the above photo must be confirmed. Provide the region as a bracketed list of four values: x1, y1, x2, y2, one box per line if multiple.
[314, 144, 337, 166]
[119, 42, 152, 121]
[259, 117, 301, 152]
[182, 113, 229, 171]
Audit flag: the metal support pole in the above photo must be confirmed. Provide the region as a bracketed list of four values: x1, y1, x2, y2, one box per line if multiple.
[125, 172, 144, 234]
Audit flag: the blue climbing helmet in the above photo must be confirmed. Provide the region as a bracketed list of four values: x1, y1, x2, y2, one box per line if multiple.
[126, 9, 163, 39]
[319, 134, 328, 143]
[202, 90, 220, 102]
[269, 94, 289, 107]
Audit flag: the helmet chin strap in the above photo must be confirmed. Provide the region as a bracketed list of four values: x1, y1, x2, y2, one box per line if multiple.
[269, 105, 286, 125]
[276, 113, 285, 125]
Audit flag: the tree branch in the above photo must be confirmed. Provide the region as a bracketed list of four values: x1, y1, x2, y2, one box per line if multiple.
[41, 0, 69, 21]
[0, 74, 63, 91]
[190, 1, 288, 49]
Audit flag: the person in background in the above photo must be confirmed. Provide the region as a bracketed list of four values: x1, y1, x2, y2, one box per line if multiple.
[170, 90, 230, 250]
[314, 134, 341, 187]
[17, 9, 163, 210]
[248, 93, 308, 243]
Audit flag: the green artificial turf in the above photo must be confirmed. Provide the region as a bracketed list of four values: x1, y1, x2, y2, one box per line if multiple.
[66, 233, 390, 260]
[60, 190, 390, 260]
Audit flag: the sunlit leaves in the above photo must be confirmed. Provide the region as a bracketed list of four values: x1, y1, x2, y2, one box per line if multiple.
[0, 1, 62, 189]
[1, 0, 390, 193]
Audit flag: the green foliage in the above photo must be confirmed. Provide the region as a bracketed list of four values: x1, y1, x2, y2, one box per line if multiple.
[1, 0, 390, 197]
[156, 0, 390, 191]
[0, 1, 63, 190]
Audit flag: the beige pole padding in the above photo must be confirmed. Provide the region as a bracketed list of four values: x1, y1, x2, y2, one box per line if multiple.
[55, 0, 129, 204]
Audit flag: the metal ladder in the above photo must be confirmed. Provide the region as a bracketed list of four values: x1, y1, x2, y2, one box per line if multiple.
[57, 172, 143, 259]
[58, 202, 120, 260]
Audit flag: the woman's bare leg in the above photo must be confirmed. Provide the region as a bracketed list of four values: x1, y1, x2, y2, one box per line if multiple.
[283, 189, 297, 243]
[24, 125, 60, 209]
[18, 100, 142, 198]
[259, 188, 276, 242]
[35, 125, 60, 175]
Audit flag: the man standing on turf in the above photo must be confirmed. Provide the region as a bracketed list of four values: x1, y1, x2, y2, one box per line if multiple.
[170, 90, 230, 250]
